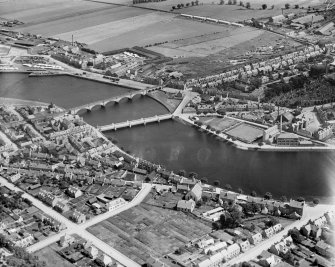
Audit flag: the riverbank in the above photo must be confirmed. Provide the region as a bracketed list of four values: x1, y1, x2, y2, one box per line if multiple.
[0, 97, 50, 107]
[178, 113, 335, 152]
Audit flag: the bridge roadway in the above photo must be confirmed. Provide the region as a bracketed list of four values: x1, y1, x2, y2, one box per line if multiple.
[0, 176, 151, 267]
[98, 114, 173, 131]
[69, 86, 160, 114]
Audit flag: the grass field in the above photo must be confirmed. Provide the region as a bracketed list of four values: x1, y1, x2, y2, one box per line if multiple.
[87, 203, 212, 265]
[199, 117, 240, 131]
[226, 123, 263, 143]
[150, 25, 263, 57]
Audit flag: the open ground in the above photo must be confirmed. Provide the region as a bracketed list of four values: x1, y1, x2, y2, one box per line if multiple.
[87, 202, 212, 265]
[34, 244, 75, 267]
[160, 30, 300, 78]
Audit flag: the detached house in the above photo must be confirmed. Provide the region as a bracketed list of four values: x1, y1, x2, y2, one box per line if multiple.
[59, 234, 75, 247]
[70, 210, 86, 224]
[177, 199, 195, 212]
[185, 183, 202, 202]
[249, 232, 262, 245]
[66, 186, 83, 198]
[262, 227, 274, 239]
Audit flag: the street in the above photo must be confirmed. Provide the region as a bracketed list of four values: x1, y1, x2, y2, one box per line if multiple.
[225, 204, 335, 266]
[0, 177, 151, 267]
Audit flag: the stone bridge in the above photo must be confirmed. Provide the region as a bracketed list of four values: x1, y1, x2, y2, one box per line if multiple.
[69, 87, 160, 114]
[98, 114, 173, 131]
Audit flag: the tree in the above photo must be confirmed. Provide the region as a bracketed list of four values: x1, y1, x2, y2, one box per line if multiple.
[280, 195, 287, 202]
[178, 170, 186, 176]
[285, 3, 290, 9]
[237, 188, 243, 194]
[186, 3, 190, 7]
[251, 203, 261, 214]
[225, 184, 232, 190]
[214, 180, 220, 186]
[232, 0, 237, 4]
[313, 198, 320, 205]
[289, 228, 304, 243]
[189, 172, 198, 179]
[294, 4, 299, 9]
[245, 2, 250, 8]
[201, 177, 208, 183]
[202, 195, 209, 202]
[172, 6, 176, 9]
[228, 0, 232, 4]
[220, 200, 228, 209]
[242, 262, 252, 267]
[239, 1, 243, 6]
[251, 190, 257, 197]
[264, 192, 272, 200]
[297, 196, 305, 202]
[262, 4, 267, 9]
[266, 217, 279, 227]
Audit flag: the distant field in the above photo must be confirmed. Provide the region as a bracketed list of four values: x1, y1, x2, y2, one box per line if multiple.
[15, 6, 149, 37]
[54, 12, 231, 52]
[149, 25, 263, 57]
[162, 30, 301, 78]
[175, 4, 307, 22]
[132, 0, 323, 12]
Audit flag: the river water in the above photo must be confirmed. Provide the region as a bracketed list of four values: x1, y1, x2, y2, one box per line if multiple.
[0, 73, 334, 199]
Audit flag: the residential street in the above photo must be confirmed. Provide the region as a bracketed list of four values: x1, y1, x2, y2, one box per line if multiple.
[0, 176, 151, 267]
[225, 204, 335, 266]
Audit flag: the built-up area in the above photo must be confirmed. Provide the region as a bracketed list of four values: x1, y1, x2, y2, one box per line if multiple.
[0, 2, 334, 267]
[0, 101, 331, 267]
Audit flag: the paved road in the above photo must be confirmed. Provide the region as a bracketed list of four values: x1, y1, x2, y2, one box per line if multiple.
[173, 91, 198, 116]
[0, 177, 151, 266]
[225, 204, 335, 266]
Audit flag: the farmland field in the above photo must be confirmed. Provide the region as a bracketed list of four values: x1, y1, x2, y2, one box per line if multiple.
[53, 12, 233, 52]
[87, 202, 212, 265]
[132, 0, 323, 12]
[149, 25, 263, 57]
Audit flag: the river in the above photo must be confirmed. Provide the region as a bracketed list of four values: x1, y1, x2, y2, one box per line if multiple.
[0, 73, 334, 199]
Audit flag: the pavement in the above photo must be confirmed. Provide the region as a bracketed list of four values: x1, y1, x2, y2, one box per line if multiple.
[0, 176, 151, 267]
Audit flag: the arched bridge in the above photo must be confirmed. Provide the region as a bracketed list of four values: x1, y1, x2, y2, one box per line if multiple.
[98, 114, 173, 132]
[69, 87, 160, 114]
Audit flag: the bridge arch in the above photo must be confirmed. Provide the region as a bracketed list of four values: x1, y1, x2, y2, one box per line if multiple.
[90, 104, 105, 111]
[76, 107, 91, 114]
